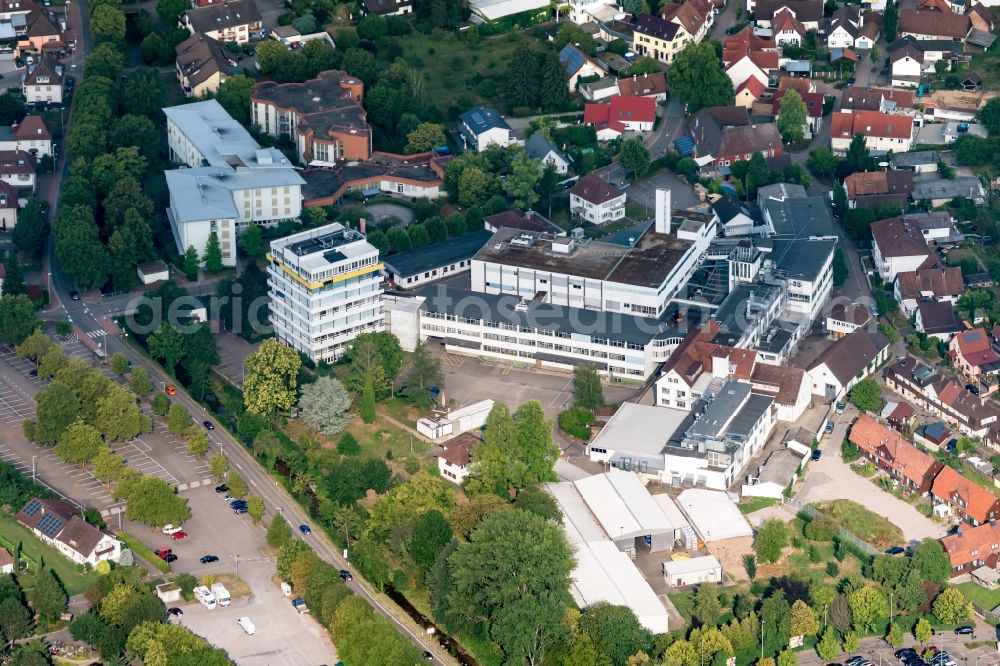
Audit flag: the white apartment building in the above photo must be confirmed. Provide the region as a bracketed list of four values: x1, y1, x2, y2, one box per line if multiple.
[267, 223, 384, 363]
[569, 173, 626, 225]
[163, 100, 304, 267]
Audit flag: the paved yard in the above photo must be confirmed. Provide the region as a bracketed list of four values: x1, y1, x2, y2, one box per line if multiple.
[797, 404, 944, 545]
[215, 332, 258, 388]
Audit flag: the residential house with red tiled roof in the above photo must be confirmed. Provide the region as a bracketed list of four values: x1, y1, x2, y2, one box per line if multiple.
[830, 110, 914, 154]
[940, 520, 1000, 574]
[583, 95, 656, 141]
[894, 261, 964, 316]
[849, 414, 944, 494]
[898, 8, 971, 41]
[773, 8, 806, 46]
[663, 0, 714, 43]
[752, 0, 823, 29]
[617, 72, 668, 102]
[950, 328, 1000, 380]
[843, 171, 914, 209]
[735, 76, 767, 108]
[771, 89, 824, 138]
[723, 27, 780, 96]
[932, 465, 1000, 525]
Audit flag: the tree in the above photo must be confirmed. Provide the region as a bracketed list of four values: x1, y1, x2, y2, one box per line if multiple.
[0, 596, 32, 643]
[0, 93, 25, 126]
[806, 147, 837, 178]
[848, 586, 889, 633]
[213, 74, 255, 125]
[513, 401, 559, 486]
[832, 249, 849, 287]
[30, 568, 67, 621]
[410, 509, 453, 571]
[914, 617, 932, 644]
[11, 199, 45, 258]
[266, 514, 292, 549]
[167, 402, 191, 435]
[203, 232, 223, 274]
[151, 391, 169, 417]
[298, 376, 351, 436]
[504, 44, 541, 109]
[693, 582, 722, 627]
[933, 587, 972, 625]
[186, 429, 209, 456]
[128, 366, 152, 397]
[244, 338, 302, 417]
[883, 0, 898, 41]
[777, 89, 808, 143]
[887, 623, 905, 647]
[843, 631, 859, 653]
[228, 473, 248, 499]
[2, 252, 24, 298]
[247, 496, 265, 524]
[55, 421, 104, 464]
[667, 42, 734, 112]
[743, 553, 757, 581]
[118, 476, 191, 526]
[91, 448, 125, 487]
[209, 453, 228, 479]
[912, 538, 951, 584]
[448, 509, 573, 632]
[816, 625, 839, 661]
[33, 380, 80, 444]
[148, 323, 184, 376]
[755, 519, 789, 563]
[360, 373, 376, 423]
[91, 3, 125, 42]
[457, 166, 498, 208]
[403, 342, 442, 407]
[0, 295, 36, 346]
[405, 123, 446, 154]
[156, 0, 186, 23]
[848, 378, 883, 413]
[844, 134, 872, 174]
[790, 599, 819, 638]
[505, 149, 543, 209]
[573, 364, 603, 410]
[619, 138, 651, 177]
[761, 591, 792, 656]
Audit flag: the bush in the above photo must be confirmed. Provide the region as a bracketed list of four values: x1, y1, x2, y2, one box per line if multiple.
[804, 515, 838, 541]
[338, 432, 360, 456]
[826, 561, 839, 576]
[841, 439, 860, 462]
[558, 407, 594, 440]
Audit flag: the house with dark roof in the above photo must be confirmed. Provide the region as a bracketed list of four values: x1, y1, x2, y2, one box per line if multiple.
[752, 0, 823, 29]
[459, 106, 511, 152]
[884, 356, 1000, 437]
[617, 72, 668, 101]
[524, 133, 571, 175]
[806, 326, 890, 399]
[15, 498, 121, 566]
[825, 303, 872, 338]
[843, 170, 914, 209]
[175, 32, 236, 98]
[871, 216, 934, 282]
[681, 106, 782, 175]
[384, 230, 492, 290]
[827, 5, 863, 48]
[300, 151, 449, 207]
[570, 173, 626, 224]
[916, 300, 962, 339]
[915, 421, 953, 450]
[435, 432, 480, 485]
[483, 208, 563, 234]
[712, 195, 758, 236]
[898, 7, 971, 41]
[933, 465, 1000, 526]
[840, 86, 916, 115]
[559, 43, 604, 91]
[21, 56, 61, 105]
[950, 328, 1000, 380]
[849, 415, 944, 494]
[359, 0, 413, 16]
[0, 115, 52, 158]
[181, 0, 262, 43]
[0, 149, 35, 193]
[17, 8, 61, 58]
[631, 14, 687, 65]
[894, 261, 963, 316]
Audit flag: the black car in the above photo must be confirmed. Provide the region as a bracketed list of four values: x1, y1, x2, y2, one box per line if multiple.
[846, 657, 865, 666]
[69, 290, 80, 301]
[167, 607, 183, 616]
[885, 546, 905, 555]
[203, 420, 214, 430]
[955, 625, 974, 635]
[966, 383, 980, 396]
[200, 555, 219, 564]
[339, 569, 353, 582]
[28, 369, 37, 378]
[215, 483, 228, 493]
[846, 77, 856, 85]
[896, 648, 917, 659]
[164, 553, 178, 563]
[811, 449, 821, 461]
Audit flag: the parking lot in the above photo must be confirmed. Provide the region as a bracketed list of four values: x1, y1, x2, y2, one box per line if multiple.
[154, 485, 337, 665]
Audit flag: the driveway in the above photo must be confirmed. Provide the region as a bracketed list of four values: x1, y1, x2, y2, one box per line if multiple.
[797, 405, 944, 545]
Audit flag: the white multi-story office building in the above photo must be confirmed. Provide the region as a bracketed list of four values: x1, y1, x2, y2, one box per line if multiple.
[163, 100, 304, 267]
[268, 223, 384, 363]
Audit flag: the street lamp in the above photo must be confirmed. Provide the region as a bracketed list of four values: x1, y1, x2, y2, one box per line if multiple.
[233, 553, 240, 579]
[31, 455, 36, 482]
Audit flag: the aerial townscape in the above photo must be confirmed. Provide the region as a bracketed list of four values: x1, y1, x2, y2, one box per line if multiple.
[2, 0, 1000, 662]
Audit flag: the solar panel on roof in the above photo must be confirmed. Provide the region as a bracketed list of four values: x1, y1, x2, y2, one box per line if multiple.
[37, 513, 64, 537]
[22, 499, 42, 517]
[674, 136, 695, 156]
[559, 44, 585, 75]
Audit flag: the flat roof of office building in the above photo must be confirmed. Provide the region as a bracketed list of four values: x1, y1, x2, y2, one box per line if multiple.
[587, 403, 689, 459]
[474, 226, 694, 289]
[383, 231, 492, 279]
[676, 488, 754, 542]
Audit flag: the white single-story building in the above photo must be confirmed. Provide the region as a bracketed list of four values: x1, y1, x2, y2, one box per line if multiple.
[417, 398, 494, 440]
[137, 260, 170, 285]
[675, 488, 754, 543]
[662, 554, 723, 588]
[433, 432, 479, 486]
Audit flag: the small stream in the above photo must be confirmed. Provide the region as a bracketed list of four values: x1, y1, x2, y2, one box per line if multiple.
[384, 586, 479, 666]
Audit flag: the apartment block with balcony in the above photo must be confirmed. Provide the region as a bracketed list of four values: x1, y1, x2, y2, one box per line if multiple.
[267, 223, 384, 363]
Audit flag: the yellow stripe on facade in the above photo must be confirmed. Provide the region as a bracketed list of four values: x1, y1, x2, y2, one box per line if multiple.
[272, 258, 383, 290]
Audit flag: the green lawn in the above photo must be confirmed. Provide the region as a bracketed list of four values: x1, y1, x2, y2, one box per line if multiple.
[956, 581, 1000, 613]
[814, 499, 904, 549]
[396, 32, 523, 115]
[0, 511, 96, 595]
[739, 497, 778, 514]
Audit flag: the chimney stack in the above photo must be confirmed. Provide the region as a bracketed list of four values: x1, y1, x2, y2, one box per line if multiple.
[359, 217, 366, 234]
[655, 188, 672, 234]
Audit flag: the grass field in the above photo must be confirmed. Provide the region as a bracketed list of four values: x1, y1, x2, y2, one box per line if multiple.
[739, 497, 778, 514]
[956, 581, 1000, 613]
[0, 512, 96, 595]
[396, 32, 523, 115]
[814, 499, 904, 549]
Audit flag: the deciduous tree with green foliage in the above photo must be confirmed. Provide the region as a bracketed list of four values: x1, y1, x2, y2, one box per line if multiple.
[791, 599, 819, 637]
[933, 587, 972, 625]
[228, 473, 248, 499]
[247, 496, 265, 524]
[816, 625, 839, 661]
[55, 420, 104, 464]
[667, 42, 734, 112]
[148, 323, 185, 376]
[167, 402, 190, 435]
[915, 617, 932, 644]
[755, 519, 789, 563]
[848, 378, 884, 413]
[573, 364, 603, 410]
[405, 123, 447, 154]
[186, 428, 209, 456]
[209, 453, 228, 479]
[266, 514, 292, 549]
[777, 90, 808, 143]
[33, 380, 81, 444]
[30, 568, 67, 621]
[848, 586, 888, 633]
[298, 376, 351, 436]
[808, 147, 837, 178]
[693, 582, 722, 627]
[409, 509, 453, 572]
[244, 338, 302, 417]
[505, 149, 543, 209]
[0, 295, 36, 346]
[403, 342, 442, 407]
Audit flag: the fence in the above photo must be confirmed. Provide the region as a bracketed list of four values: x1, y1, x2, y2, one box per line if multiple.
[780, 497, 878, 556]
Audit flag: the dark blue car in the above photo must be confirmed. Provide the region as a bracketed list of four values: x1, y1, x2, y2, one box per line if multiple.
[299, 524, 311, 535]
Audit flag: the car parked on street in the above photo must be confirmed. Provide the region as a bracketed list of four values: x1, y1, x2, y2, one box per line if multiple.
[955, 626, 974, 635]
[885, 546, 905, 555]
[167, 607, 183, 616]
[811, 449, 821, 461]
[162, 524, 183, 535]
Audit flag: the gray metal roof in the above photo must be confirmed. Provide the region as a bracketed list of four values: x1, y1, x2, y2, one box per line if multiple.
[164, 166, 304, 224]
[688, 382, 752, 438]
[163, 100, 290, 170]
[524, 133, 570, 165]
[771, 238, 837, 282]
[459, 107, 511, 135]
[383, 231, 493, 279]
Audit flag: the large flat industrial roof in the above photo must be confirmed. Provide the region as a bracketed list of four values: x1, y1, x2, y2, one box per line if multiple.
[588, 403, 690, 460]
[474, 226, 695, 289]
[676, 488, 754, 542]
[544, 481, 607, 545]
[573, 471, 677, 540]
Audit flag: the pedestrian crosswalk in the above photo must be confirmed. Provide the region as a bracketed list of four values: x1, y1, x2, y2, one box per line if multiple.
[85, 329, 107, 339]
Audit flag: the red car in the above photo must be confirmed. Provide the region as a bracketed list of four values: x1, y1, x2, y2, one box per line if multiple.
[165, 385, 177, 396]
[170, 531, 188, 540]
[155, 548, 172, 559]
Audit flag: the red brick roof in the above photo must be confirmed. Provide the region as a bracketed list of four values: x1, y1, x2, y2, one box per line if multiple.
[932, 465, 1000, 524]
[831, 110, 914, 141]
[617, 72, 668, 98]
[13, 115, 50, 141]
[736, 76, 766, 100]
[896, 265, 964, 300]
[849, 415, 943, 489]
[941, 520, 1000, 569]
[871, 216, 931, 259]
[899, 7, 971, 38]
[435, 432, 480, 468]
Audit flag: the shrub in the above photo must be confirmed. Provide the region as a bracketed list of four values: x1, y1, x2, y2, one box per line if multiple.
[338, 432, 360, 456]
[826, 561, 839, 576]
[841, 439, 860, 462]
[558, 407, 594, 440]
[804, 515, 838, 541]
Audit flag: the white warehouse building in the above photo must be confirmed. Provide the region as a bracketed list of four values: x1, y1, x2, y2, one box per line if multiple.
[163, 100, 304, 267]
[267, 223, 384, 363]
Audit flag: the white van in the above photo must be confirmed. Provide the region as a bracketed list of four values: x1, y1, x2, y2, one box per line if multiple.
[237, 616, 256, 635]
[193, 585, 217, 610]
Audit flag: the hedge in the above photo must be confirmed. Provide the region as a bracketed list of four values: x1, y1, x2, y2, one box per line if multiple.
[118, 531, 170, 574]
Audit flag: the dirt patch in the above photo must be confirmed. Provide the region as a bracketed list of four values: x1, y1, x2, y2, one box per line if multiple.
[706, 536, 755, 583]
[923, 89, 1000, 112]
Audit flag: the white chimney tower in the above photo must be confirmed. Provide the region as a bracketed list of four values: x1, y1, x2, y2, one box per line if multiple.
[655, 188, 672, 234]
